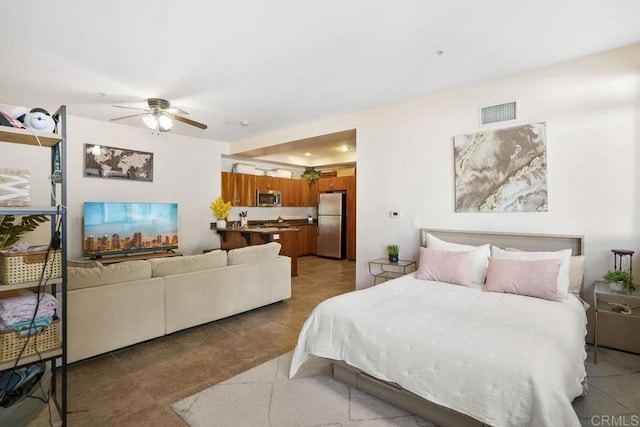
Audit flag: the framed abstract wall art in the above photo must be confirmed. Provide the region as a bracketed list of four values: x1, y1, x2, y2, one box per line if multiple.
[84, 144, 154, 182]
[453, 122, 548, 213]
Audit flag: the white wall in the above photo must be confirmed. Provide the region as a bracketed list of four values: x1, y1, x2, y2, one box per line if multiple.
[233, 43, 640, 296]
[1, 112, 229, 259]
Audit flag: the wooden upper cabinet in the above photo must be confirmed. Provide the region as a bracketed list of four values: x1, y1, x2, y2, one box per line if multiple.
[222, 172, 319, 207]
[283, 179, 316, 207]
[318, 176, 351, 192]
[308, 180, 318, 206]
[254, 175, 281, 192]
[221, 172, 255, 206]
[280, 179, 295, 207]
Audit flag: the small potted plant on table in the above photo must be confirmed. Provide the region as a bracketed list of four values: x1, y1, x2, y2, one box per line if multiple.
[210, 197, 232, 229]
[603, 270, 634, 293]
[387, 244, 399, 263]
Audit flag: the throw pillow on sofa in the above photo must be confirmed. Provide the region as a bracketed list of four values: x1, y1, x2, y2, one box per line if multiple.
[227, 242, 282, 265]
[149, 250, 227, 277]
[68, 260, 152, 290]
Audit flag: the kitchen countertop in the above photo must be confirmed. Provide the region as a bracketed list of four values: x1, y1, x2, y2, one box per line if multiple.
[210, 220, 316, 232]
[210, 224, 301, 233]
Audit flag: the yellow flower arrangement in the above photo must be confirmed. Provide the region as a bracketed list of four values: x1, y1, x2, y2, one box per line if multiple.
[210, 197, 232, 219]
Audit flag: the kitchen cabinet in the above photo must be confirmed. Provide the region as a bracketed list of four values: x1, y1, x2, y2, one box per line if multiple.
[297, 224, 318, 256]
[254, 175, 281, 192]
[282, 179, 316, 207]
[222, 172, 255, 206]
[318, 176, 352, 192]
[221, 172, 317, 207]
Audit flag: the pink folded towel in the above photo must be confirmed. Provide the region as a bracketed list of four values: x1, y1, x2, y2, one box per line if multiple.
[0, 293, 57, 326]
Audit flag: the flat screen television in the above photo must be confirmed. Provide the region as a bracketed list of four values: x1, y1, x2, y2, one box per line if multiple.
[83, 202, 179, 258]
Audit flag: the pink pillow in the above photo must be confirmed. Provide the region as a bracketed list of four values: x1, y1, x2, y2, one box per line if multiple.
[416, 247, 473, 287]
[483, 257, 561, 301]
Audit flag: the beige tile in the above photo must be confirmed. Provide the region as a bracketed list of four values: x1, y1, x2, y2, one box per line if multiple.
[59, 354, 126, 396]
[67, 376, 155, 425]
[128, 351, 224, 401]
[111, 336, 192, 375]
[112, 403, 181, 427]
[588, 373, 640, 411]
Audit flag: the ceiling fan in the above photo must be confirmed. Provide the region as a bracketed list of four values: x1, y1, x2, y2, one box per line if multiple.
[111, 98, 208, 132]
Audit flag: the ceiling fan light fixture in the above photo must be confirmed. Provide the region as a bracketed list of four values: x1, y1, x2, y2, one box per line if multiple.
[112, 98, 206, 131]
[142, 114, 158, 129]
[158, 114, 173, 131]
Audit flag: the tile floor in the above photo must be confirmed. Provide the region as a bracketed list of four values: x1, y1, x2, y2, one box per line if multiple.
[574, 345, 640, 426]
[59, 257, 640, 426]
[62, 256, 356, 426]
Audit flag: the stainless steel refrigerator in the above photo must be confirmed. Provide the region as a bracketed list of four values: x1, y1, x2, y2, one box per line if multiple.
[317, 192, 347, 259]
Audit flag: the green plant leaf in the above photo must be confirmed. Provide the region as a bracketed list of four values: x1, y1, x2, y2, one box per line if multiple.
[0, 215, 50, 248]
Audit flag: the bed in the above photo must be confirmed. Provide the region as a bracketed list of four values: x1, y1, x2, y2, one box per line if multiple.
[290, 229, 588, 427]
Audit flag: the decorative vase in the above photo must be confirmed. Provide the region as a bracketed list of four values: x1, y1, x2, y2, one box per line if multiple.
[609, 281, 625, 292]
[216, 219, 227, 229]
[389, 254, 399, 263]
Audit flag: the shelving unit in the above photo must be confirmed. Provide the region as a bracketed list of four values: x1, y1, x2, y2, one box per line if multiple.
[0, 106, 67, 426]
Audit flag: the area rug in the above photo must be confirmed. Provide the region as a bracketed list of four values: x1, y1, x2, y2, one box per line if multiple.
[172, 352, 435, 426]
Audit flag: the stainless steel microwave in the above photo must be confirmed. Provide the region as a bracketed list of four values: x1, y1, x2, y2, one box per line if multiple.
[256, 189, 282, 207]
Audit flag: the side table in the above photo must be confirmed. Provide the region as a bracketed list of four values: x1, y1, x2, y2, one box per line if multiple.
[593, 280, 640, 363]
[368, 258, 416, 285]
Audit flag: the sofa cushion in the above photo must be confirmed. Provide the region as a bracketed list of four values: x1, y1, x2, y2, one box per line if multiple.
[149, 250, 227, 277]
[68, 260, 152, 290]
[227, 242, 282, 265]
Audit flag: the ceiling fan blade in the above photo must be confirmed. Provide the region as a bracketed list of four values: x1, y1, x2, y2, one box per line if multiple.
[112, 105, 150, 112]
[170, 114, 208, 129]
[110, 113, 145, 121]
[166, 107, 189, 115]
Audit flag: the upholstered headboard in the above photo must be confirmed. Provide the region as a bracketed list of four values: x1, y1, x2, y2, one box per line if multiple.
[420, 229, 584, 256]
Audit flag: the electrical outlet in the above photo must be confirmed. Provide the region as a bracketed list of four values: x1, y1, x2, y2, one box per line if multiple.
[390, 211, 404, 218]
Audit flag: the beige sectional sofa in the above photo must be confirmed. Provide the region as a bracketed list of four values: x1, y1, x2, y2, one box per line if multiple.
[67, 242, 291, 363]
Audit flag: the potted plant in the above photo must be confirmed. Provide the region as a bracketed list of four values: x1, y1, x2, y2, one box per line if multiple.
[277, 216, 284, 223]
[603, 270, 634, 292]
[301, 167, 320, 181]
[210, 197, 232, 229]
[387, 244, 399, 263]
[0, 215, 50, 249]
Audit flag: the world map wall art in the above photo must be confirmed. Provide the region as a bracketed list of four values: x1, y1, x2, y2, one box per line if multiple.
[84, 144, 154, 182]
[453, 122, 548, 213]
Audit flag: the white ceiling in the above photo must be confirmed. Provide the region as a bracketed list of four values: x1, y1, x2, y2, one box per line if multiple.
[1, 1, 639, 166]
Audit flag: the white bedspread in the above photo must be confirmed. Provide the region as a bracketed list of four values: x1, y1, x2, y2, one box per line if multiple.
[290, 273, 587, 427]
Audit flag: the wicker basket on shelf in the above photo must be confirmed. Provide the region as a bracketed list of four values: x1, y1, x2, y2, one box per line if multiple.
[0, 318, 61, 362]
[0, 249, 62, 285]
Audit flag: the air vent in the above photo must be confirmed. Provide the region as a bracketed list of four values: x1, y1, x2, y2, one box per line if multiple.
[480, 101, 517, 125]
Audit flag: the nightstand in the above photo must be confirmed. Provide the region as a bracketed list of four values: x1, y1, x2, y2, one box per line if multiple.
[593, 280, 640, 363]
[368, 258, 416, 285]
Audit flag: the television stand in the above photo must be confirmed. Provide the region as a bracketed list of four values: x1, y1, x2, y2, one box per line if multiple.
[93, 250, 181, 265]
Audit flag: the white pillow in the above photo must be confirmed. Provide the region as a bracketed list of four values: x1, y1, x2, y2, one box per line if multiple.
[425, 233, 490, 285]
[491, 246, 572, 299]
[568, 255, 586, 296]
